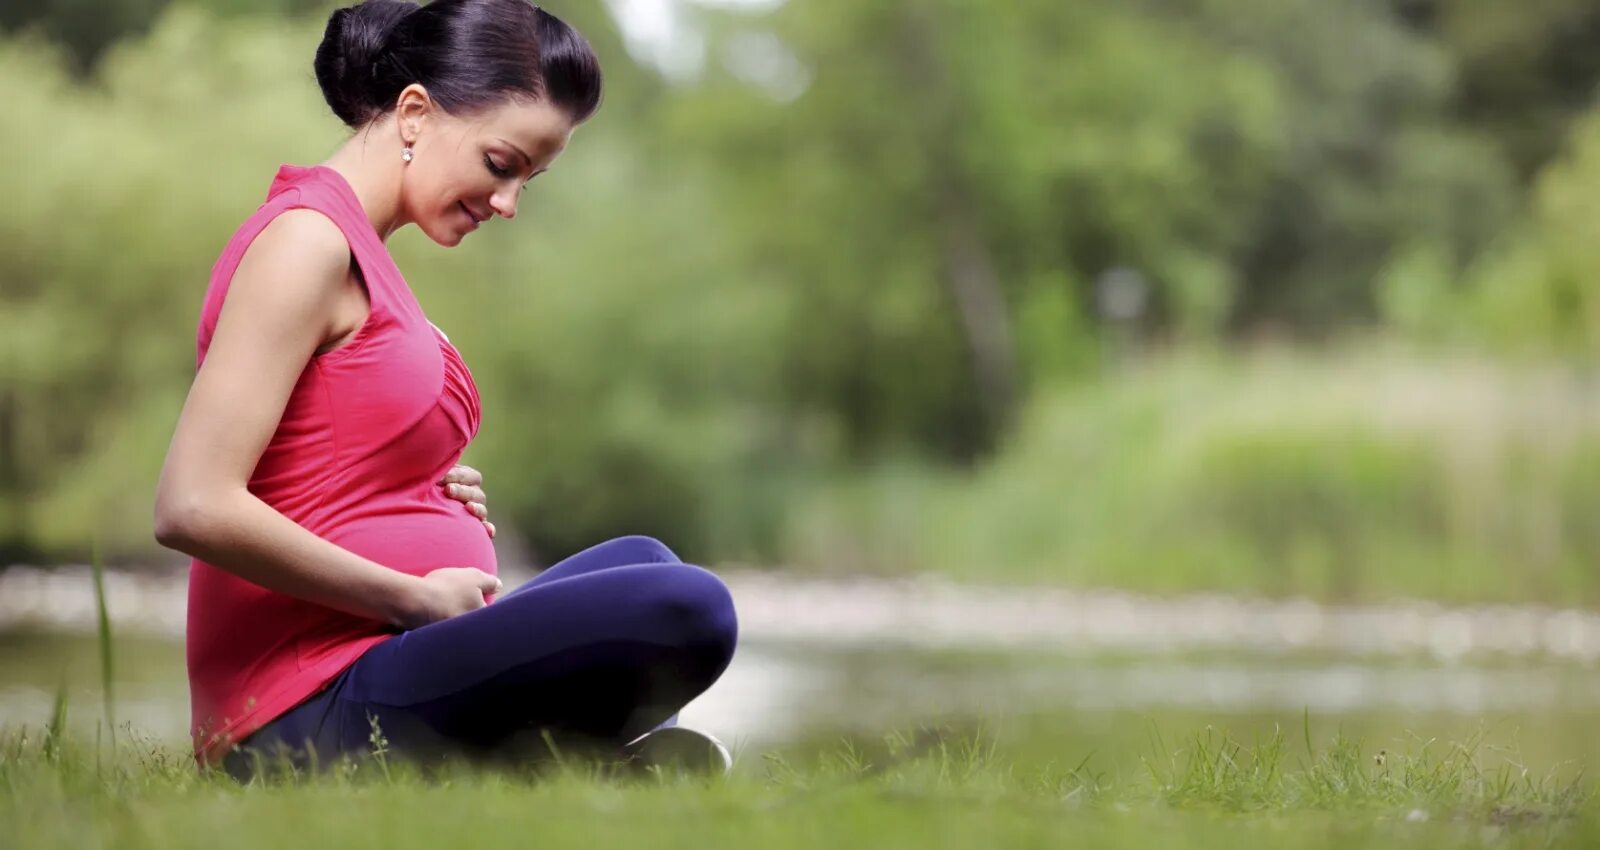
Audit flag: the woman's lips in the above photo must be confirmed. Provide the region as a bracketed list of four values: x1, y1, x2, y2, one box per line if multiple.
[459, 201, 483, 228]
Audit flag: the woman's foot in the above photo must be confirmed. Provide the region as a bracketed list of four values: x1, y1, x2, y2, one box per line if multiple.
[620, 726, 732, 777]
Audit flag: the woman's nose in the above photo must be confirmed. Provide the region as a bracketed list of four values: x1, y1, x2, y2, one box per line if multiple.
[490, 186, 520, 220]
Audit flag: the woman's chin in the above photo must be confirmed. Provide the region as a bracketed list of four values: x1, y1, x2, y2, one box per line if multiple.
[422, 220, 468, 248]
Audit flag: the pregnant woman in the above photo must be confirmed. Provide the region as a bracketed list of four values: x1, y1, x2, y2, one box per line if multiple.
[152, 0, 737, 779]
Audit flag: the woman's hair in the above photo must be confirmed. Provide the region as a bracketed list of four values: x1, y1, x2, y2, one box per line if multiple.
[314, 0, 602, 129]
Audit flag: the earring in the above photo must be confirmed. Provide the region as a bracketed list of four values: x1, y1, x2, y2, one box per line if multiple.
[401, 147, 414, 162]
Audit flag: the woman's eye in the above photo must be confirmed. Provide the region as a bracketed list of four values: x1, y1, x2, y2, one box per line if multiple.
[484, 154, 510, 178]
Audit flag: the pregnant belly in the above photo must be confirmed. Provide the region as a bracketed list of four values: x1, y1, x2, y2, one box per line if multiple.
[324, 492, 498, 578]
[292, 493, 497, 673]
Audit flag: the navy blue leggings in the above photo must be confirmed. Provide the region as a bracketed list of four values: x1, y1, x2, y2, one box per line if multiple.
[221, 536, 738, 778]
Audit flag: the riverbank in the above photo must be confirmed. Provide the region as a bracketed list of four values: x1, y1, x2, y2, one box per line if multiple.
[6, 564, 1600, 663]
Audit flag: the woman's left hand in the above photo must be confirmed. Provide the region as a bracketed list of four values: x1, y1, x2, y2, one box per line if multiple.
[439, 463, 495, 539]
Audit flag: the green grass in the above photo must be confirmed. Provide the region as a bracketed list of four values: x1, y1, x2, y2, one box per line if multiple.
[0, 721, 1593, 850]
[90, 539, 115, 746]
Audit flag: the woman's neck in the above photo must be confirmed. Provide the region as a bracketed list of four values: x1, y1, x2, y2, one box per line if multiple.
[318, 121, 409, 244]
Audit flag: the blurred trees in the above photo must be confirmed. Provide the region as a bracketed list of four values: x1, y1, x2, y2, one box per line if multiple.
[0, 0, 171, 73]
[6, 0, 1600, 569]
[0, 0, 337, 72]
[3, 13, 349, 563]
[1400, 0, 1600, 177]
[671, 0, 1514, 458]
[1447, 110, 1600, 356]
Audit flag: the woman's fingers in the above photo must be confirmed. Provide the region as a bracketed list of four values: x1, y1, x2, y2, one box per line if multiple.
[443, 482, 487, 506]
[473, 568, 502, 594]
[439, 466, 491, 534]
[437, 464, 483, 487]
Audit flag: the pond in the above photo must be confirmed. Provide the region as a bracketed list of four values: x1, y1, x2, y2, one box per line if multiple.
[3, 629, 1598, 781]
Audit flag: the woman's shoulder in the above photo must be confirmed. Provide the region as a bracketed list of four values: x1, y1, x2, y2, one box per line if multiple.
[223, 208, 355, 316]
[248, 207, 352, 266]
[199, 206, 354, 343]
[216, 193, 351, 278]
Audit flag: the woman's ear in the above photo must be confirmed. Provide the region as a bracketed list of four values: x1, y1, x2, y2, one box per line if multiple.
[394, 83, 436, 145]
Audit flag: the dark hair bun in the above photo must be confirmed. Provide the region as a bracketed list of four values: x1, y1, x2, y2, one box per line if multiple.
[312, 0, 602, 130]
[314, 0, 422, 128]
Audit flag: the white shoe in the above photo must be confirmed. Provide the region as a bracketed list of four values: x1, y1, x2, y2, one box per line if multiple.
[621, 726, 732, 776]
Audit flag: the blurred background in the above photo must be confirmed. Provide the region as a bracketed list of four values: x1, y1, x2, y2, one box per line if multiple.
[5, 0, 1600, 775]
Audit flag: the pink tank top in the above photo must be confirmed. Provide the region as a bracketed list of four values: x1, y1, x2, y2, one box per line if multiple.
[185, 163, 496, 765]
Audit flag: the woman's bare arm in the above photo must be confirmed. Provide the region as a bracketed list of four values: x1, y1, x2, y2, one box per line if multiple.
[153, 210, 497, 629]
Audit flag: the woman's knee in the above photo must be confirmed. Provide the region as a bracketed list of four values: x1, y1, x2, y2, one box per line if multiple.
[650, 565, 738, 671]
[595, 534, 681, 566]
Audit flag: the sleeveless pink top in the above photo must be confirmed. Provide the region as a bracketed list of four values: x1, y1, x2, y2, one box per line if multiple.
[185, 164, 496, 765]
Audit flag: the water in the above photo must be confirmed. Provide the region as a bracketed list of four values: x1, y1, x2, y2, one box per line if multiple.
[7, 564, 1600, 773]
[3, 630, 1599, 778]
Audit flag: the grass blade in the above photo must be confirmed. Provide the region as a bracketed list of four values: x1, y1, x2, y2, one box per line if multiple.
[42, 679, 68, 763]
[90, 538, 116, 746]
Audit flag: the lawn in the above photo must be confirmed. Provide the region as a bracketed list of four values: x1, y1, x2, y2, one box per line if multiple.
[2, 718, 1592, 850]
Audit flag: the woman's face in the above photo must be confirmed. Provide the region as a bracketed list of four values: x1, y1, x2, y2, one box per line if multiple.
[397, 88, 576, 247]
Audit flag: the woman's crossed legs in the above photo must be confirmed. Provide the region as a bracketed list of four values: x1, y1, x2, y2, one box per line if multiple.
[223, 536, 738, 779]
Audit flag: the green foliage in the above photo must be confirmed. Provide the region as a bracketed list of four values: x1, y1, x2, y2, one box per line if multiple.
[670, 0, 1516, 458]
[784, 348, 1600, 604]
[1450, 108, 1600, 358]
[0, 0, 1588, 584]
[1171, 428, 1445, 598]
[1416, 0, 1600, 178]
[0, 0, 172, 74]
[0, 0, 339, 73]
[1, 10, 350, 562]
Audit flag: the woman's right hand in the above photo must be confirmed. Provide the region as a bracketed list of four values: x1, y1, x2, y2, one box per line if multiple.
[396, 567, 502, 630]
